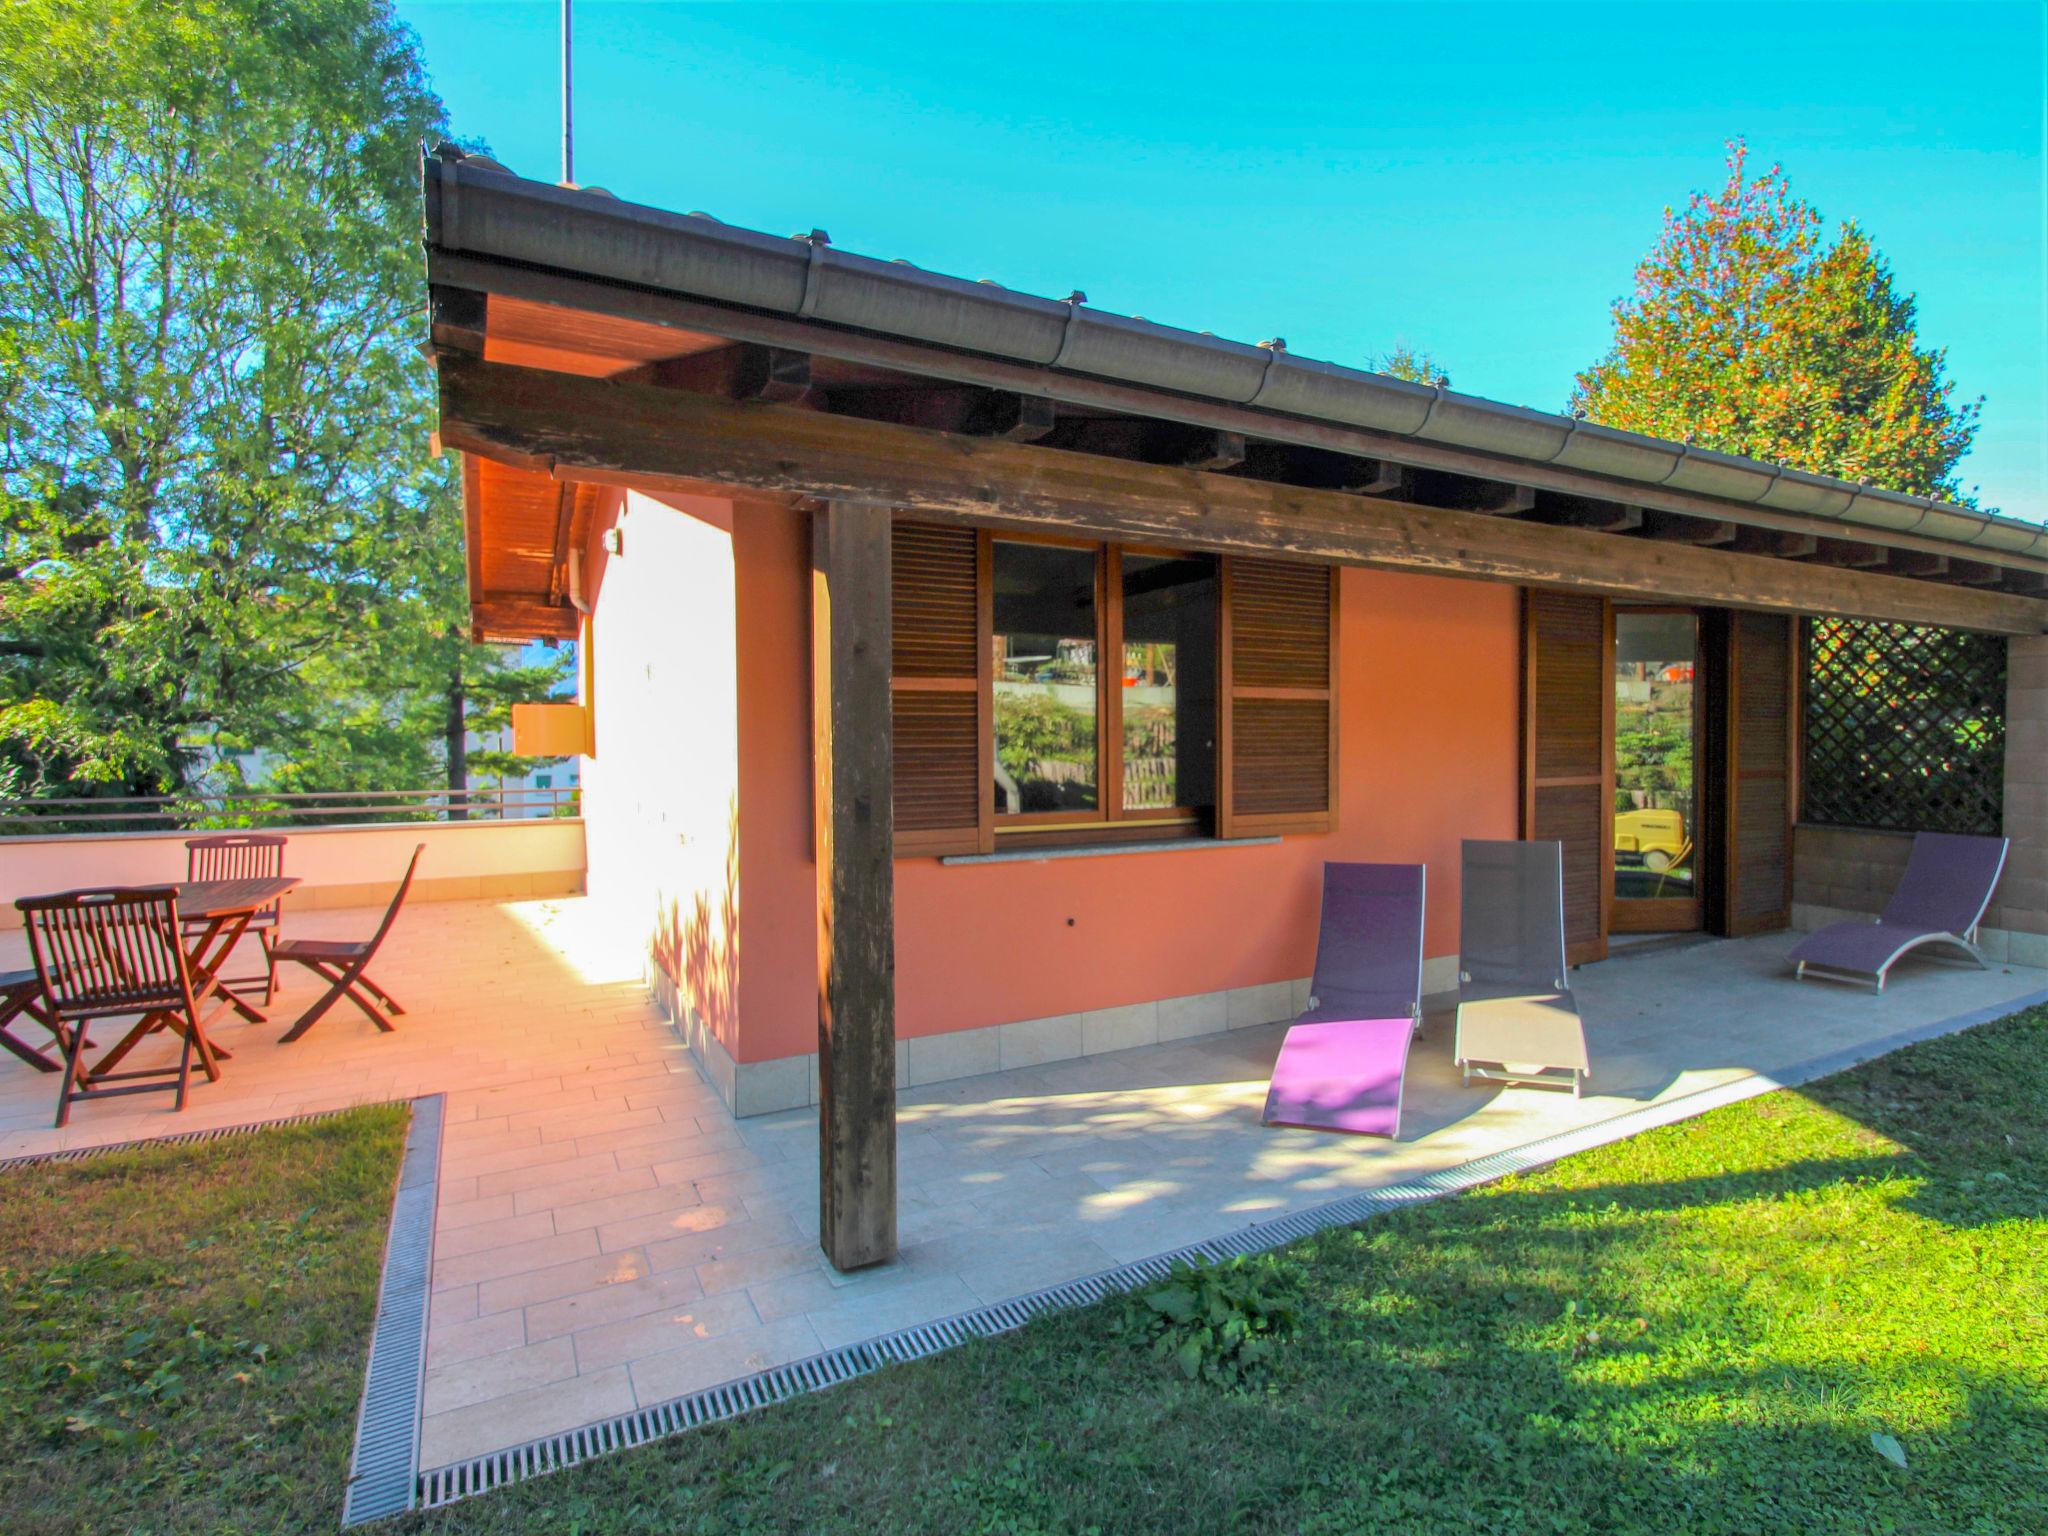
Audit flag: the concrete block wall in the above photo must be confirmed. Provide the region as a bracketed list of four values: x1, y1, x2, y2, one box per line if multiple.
[1987, 634, 2048, 940]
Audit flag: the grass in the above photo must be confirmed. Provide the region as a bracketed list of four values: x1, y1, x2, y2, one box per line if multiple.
[407, 1008, 2048, 1536]
[2, 1013, 2042, 1535]
[0, 1104, 409, 1536]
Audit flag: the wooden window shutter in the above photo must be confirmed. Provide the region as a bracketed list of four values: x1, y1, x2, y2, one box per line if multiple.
[890, 521, 991, 856]
[1721, 610, 1793, 935]
[1523, 590, 1610, 966]
[1219, 558, 1339, 838]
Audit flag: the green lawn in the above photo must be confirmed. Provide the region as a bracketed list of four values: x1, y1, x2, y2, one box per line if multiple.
[0, 1104, 409, 1536]
[412, 1009, 2047, 1536]
[4, 1013, 2044, 1536]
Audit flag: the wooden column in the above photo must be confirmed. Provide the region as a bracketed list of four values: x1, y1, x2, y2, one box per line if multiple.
[811, 501, 898, 1270]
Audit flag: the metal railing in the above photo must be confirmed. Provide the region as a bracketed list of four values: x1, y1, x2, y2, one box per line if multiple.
[0, 785, 581, 836]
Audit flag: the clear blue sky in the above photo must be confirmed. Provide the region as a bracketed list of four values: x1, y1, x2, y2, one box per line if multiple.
[398, 1, 2048, 520]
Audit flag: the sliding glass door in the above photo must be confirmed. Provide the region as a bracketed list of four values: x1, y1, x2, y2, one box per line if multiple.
[1611, 607, 1702, 933]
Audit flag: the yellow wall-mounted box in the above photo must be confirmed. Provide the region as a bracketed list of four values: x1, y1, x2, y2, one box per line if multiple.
[512, 701, 591, 758]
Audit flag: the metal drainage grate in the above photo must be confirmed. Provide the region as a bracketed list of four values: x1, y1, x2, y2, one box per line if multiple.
[342, 1095, 446, 1528]
[416, 988, 2048, 1513]
[0, 1100, 409, 1174]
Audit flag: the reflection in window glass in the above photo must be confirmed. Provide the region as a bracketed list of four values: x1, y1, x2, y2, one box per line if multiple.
[1120, 554, 1218, 811]
[993, 543, 1098, 814]
[1613, 611, 1699, 900]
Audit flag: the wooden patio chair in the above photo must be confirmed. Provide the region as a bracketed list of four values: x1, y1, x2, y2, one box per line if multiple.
[17, 887, 219, 1128]
[185, 833, 288, 1005]
[273, 845, 424, 1043]
[0, 968, 75, 1073]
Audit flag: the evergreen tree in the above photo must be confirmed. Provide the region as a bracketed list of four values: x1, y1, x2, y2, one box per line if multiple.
[1571, 141, 1981, 502]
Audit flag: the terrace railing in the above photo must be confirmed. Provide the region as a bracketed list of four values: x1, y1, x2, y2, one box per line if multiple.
[0, 785, 581, 837]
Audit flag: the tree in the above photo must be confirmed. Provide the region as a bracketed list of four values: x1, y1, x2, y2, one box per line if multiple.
[0, 0, 566, 813]
[1571, 141, 1981, 502]
[1374, 345, 1451, 389]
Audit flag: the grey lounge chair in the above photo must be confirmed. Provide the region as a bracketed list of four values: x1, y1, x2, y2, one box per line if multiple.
[1453, 840, 1590, 1097]
[1788, 832, 2009, 992]
[1263, 863, 1426, 1138]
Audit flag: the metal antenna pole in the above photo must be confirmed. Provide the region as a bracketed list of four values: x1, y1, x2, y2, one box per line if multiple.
[560, 0, 574, 185]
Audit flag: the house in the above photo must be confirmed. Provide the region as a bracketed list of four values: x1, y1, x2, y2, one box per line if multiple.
[420, 147, 2048, 1271]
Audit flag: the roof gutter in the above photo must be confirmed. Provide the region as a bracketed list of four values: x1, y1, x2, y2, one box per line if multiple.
[425, 149, 2048, 562]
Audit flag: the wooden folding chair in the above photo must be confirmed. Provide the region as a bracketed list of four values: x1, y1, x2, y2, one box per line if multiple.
[17, 887, 220, 1128]
[1, 968, 74, 1072]
[185, 833, 288, 1005]
[274, 845, 424, 1043]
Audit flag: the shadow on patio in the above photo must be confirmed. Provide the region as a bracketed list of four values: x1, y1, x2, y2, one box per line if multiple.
[2, 901, 2041, 1474]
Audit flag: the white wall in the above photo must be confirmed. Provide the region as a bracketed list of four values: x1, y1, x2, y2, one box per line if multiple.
[578, 488, 744, 1067]
[0, 818, 585, 927]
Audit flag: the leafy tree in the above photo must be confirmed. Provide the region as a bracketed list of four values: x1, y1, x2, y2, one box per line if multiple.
[1571, 141, 1981, 501]
[1374, 345, 1451, 388]
[0, 0, 565, 813]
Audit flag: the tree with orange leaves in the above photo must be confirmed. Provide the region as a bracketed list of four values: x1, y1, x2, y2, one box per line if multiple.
[1572, 141, 1982, 503]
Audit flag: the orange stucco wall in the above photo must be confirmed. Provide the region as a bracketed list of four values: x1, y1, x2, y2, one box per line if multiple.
[722, 502, 1524, 1065]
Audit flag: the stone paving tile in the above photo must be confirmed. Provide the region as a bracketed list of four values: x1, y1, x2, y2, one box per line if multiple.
[625, 1316, 824, 1407]
[423, 1335, 579, 1415]
[420, 1365, 637, 1470]
[569, 1289, 762, 1372]
[6, 904, 2042, 1475]
[524, 1266, 708, 1344]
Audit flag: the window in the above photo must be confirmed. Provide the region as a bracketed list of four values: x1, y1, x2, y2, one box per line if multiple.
[989, 540, 1220, 829]
[888, 522, 1333, 856]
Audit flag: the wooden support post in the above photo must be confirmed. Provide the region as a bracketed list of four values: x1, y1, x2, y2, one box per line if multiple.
[810, 502, 898, 1271]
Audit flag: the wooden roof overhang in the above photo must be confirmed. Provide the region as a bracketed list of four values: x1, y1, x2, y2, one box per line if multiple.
[427, 212, 2048, 641]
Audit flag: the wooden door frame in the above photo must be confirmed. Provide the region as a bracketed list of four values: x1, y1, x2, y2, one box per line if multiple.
[1609, 603, 1706, 936]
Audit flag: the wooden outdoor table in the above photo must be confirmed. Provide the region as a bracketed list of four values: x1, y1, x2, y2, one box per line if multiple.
[86, 875, 300, 1080]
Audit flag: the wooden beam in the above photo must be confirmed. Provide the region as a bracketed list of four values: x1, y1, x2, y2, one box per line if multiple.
[646, 342, 813, 403]
[1729, 527, 1819, 558]
[1181, 430, 1246, 471]
[1464, 483, 1537, 516]
[544, 481, 574, 605]
[431, 252, 2048, 584]
[431, 286, 488, 356]
[1801, 537, 1890, 569]
[471, 592, 579, 641]
[1533, 498, 1642, 533]
[1947, 558, 2006, 588]
[1887, 550, 1949, 578]
[810, 503, 898, 1272]
[963, 392, 1056, 442]
[435, 356, 2048, 634]
[1340, 461, 1405, 496]
[1639, 509, 1737, 545]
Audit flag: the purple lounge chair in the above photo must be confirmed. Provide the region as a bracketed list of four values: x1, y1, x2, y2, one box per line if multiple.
[1788, 832, 2009, 992]
[1263, 863, 1425, 1139]
[1453, 840, 1590, 1097]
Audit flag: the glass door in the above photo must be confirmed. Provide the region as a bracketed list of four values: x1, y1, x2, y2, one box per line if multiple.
[1612, 608, 1702, 933]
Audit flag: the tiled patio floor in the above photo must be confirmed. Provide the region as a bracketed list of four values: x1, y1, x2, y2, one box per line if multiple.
[2, 899, 2042, 1473]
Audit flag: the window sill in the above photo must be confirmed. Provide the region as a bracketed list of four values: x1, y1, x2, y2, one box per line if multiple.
[939, 835, 1281, 866]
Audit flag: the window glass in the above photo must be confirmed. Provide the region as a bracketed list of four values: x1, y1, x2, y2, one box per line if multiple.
[1120, 554, 1218, 811]
[992, 542, 1099, 814]
[1613, 611, 1698, 901]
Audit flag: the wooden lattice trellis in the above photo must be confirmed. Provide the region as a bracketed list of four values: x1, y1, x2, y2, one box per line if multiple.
[1802, 618, 2006, 836]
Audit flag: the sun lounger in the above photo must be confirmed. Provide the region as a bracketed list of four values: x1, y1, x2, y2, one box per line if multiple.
[1263, 863, 1425, 1139]
[1788, 832, 2009, 992]
[1453, 839, 1590, 1096]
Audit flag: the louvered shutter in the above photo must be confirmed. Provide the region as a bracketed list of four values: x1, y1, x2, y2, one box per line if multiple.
[890, 522, 990, 856]
[1219, 558, 1339, 837]
[1722, 611, 1793, 934]
[1523, 591, 1610, 966]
